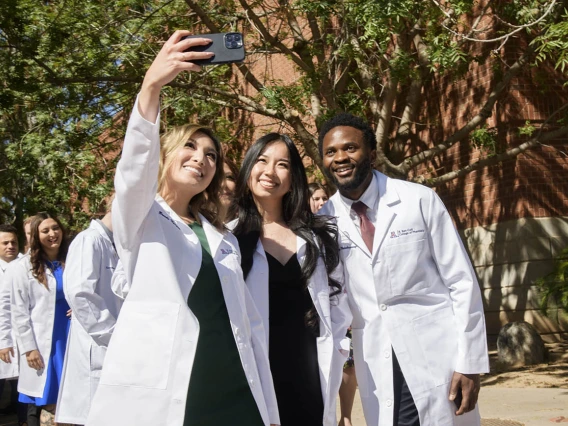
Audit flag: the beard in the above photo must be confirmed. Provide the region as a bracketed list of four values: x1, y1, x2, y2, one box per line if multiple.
[324, 157, 373, 194]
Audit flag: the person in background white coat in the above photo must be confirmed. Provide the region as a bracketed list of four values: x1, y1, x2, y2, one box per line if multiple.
[87, 31, 279, 426]
[0, 224, 27, 425]
[0, 225, 21, 379]
[230, 133, 351, 426]
[11, 212, 72, 426]
[318, 113, 489, 426]
[56, 207, 121, 425]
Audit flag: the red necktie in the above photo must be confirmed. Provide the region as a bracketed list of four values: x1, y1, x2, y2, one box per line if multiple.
[352, 201, 375, 252]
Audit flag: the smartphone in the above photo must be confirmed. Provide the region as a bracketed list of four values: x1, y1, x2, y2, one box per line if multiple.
[181, 32, 245, 65]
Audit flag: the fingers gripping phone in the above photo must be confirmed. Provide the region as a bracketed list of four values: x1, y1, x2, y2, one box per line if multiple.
[182, 32, 245, 65]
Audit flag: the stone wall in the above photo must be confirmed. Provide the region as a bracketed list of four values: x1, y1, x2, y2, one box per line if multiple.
[460, 216, 568, 344]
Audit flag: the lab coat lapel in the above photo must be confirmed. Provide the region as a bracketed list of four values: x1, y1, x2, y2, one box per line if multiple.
[155, 196, 200, 248]
[371, 172, 400, 261]
[200, 215, 223, 258]
[46, 267, 57, 292]
[253, 240, 270, 343]
[299, 235, 332, 336]
[335, 204, 371, 258]
[155, 196, 200, 298]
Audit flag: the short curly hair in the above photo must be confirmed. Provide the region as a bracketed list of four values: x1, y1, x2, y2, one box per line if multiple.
[318, 113, 377, 155]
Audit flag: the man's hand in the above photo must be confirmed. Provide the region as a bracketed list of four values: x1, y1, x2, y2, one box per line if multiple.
[449, 372, 480, 415]
[0, 347, 14, 364]
[25, 349, 45, 371]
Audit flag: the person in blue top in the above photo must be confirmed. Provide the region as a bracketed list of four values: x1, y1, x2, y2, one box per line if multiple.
[10, 212, 71, 426]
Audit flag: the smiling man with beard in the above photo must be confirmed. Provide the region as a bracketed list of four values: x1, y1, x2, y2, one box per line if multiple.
[318, 113, 489, 426]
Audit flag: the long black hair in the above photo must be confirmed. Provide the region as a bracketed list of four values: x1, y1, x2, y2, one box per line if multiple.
[231, 133, 341, 330]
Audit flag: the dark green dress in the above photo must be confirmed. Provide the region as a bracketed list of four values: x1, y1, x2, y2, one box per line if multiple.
[183, 222, 264, 426]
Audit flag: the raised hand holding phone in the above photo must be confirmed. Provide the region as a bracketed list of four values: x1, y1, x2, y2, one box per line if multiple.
[139, 30, 213, 122]
[181, 32, 246, 65]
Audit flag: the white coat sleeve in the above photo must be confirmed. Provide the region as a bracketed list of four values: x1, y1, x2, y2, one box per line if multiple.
[0, 267, 14, 350]
[112, 96, 161, 253]
[63, 233, 117, 347]
[330, 260, 352, 355]
[244, 286, 280, 425]
[426, 190, 489, 374]
[10, 262, 37, 354]
[110, 260, 130, 300]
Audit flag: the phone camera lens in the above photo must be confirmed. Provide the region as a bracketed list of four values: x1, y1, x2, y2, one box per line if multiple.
[231, 41, 238, 48]
[226, 35, 234, 42]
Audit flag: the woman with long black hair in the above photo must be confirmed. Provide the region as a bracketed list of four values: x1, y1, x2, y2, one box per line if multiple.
[10, 212, 71, 426]
[230, 133, 351, 426]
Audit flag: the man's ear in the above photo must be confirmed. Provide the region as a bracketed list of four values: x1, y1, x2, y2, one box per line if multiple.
[370, 149, 377, 165]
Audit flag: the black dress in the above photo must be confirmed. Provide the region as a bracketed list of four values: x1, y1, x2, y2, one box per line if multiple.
[266, 252, 324, 426]
[184, 222, 264, 426]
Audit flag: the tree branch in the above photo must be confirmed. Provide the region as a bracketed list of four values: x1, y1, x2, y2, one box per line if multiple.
[414, 125, 568, 186]
[237, 0, 312, 73]
[348, 35, 395, 171]
[439, 0, 557, 48]
[284, 114, 321, 168]
[183, 82, 280, 118]
[392, 25, 430, 163]
[398, 45, 535, 174]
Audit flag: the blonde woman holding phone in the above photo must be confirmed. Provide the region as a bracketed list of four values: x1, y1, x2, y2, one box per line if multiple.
[87, 31, 279, 426]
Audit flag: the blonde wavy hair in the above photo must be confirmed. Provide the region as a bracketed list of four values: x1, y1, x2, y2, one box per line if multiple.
[158, 124, 225, 230]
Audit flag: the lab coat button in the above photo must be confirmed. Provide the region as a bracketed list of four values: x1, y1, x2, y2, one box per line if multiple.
[249, 379, 255, 388]
[384, 350, 390, 358]
[386, 399, 392, 407]
[380, 304, 387, 311]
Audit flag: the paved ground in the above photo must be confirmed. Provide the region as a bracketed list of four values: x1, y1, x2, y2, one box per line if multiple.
[479, 388, 568, 426]
[335, 387, 568, 426]
[0, 385, 566, 425]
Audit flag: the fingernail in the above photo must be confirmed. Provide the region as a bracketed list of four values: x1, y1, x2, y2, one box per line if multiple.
[449, 394, 456, 400]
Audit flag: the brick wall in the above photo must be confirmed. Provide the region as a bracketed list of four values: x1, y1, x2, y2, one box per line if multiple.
[412, 39, 568, 229]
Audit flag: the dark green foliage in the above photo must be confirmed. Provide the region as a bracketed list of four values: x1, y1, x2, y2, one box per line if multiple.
[537, 247, 568, 316]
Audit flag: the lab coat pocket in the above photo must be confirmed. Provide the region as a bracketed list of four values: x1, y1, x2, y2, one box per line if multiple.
[385, 239, 428, 296]
[351, 328, 372, 397]
[412, 307, 457, 387]
[101, 301, 180, 389]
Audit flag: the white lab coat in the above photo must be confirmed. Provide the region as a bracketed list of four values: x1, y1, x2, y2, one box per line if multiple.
[87, 99, 280, 426]
[243, 235, 352, 426]
[0, 256, 21, 379]
[56, 220, 121, 424]
[319, 170, 489, 426]
[10, 255, 60, 397]
[110, 260, 129, 300]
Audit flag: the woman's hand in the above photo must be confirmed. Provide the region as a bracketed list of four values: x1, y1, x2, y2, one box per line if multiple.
[25, 349, 45, 370]
[139, 30, 213, 122]
[0, 347, 14, 364]
[67, 308, 72, 317]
